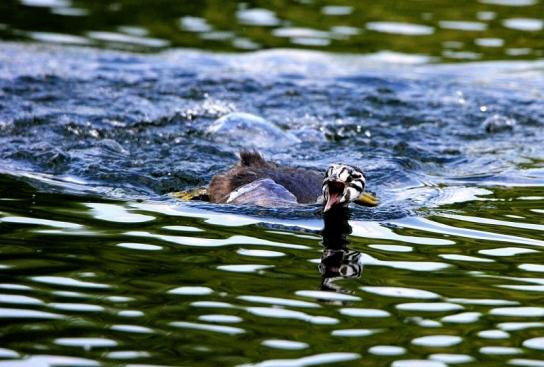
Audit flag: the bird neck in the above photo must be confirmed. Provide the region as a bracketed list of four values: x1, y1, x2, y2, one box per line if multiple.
[321, 206, 352, 250]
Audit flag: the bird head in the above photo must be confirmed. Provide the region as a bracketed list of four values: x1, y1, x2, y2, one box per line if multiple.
[322, 164, 378, 212]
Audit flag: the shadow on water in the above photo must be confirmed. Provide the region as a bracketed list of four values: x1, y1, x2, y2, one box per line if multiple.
[320, 207, 362, 294]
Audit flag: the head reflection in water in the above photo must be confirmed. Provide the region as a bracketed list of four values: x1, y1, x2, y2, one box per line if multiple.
[320, 206, 362, 292]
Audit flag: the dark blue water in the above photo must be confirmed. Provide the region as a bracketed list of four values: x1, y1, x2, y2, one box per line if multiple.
[1, 43, 543, 218]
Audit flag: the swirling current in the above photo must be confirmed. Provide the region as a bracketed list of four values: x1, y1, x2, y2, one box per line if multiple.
[1, 42, 544, 367]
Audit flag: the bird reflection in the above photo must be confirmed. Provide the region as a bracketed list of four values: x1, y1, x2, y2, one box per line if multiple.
[319, 206, 362, 293]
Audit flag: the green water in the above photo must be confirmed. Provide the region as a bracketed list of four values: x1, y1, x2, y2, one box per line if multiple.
[2, 174, 544, 366]
[0, 0, 543, 61]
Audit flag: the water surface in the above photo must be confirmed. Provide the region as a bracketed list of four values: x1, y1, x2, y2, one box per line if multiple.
[1, 43, 544, 366]
[0, 0, 543, 61]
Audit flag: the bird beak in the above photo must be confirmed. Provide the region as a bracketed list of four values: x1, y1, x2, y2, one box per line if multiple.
[354, 192, 379, 207]
[323, 181, 345, 212]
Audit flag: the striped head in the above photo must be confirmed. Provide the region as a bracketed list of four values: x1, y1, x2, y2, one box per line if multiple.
[322, 164, 366, 212]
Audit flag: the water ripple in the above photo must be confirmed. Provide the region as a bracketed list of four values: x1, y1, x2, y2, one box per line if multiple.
[31, 276, 110, 289]
[238, 352, 361, 367]
[169, 321, 245, 335]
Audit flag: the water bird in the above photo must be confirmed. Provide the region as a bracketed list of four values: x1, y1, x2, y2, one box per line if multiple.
[176, 150, 378, 212]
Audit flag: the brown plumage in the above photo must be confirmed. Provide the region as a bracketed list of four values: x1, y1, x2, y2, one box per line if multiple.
[208, 150, 323, 204]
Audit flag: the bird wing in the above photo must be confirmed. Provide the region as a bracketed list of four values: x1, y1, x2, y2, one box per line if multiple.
[226, 178, 298, 207]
